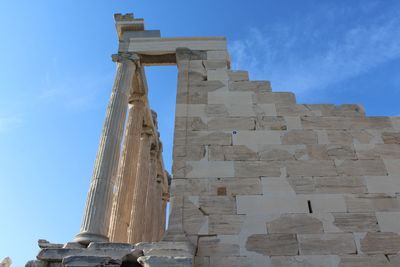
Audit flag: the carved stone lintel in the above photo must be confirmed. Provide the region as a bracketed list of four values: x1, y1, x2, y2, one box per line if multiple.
[112, 52, 140, 64]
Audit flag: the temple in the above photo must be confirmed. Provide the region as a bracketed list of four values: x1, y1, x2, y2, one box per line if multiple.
[26, 13, 400, 267]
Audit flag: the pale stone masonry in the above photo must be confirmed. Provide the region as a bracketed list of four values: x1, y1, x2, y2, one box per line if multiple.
[26, 13, 400, 267]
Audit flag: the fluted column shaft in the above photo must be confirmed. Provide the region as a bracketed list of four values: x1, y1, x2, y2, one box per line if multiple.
[75, 53, 139, 244]
[128, 128, 153, 243]
[159, 193, 168, 240]
[142, 148, 158, 242]
[108, 96, 145, 242]
[151, 173, 164, 241]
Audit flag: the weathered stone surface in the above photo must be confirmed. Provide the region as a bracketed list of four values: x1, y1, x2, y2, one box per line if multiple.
[365, 176, 400, 194]
[197, 236, 240, 256]
[206, 104, 229, 117]
[174, 131, 232, 146]
[262, 177, 296, 194]
[217, 145, 258, 161]
[308, 195, 347, 212]
[257, 116, 287, 130]
[209, 215, 245, 234]
[275, 104, 316, 117]
[301, 116, 392, 130]
[210, 256, 270, 267]
[210, 178, 262, 196]
[376, 212, 400, 232]
[38, 239, 63, 249]
[345, 195, 400, 212]
[246, 234, 298, 256]
[37, 247, 132, 261]
[230, 81, 271, 92]
[389, 254, 400, 267]
[62, 256, 113, 267]
[87, 243, 134, 250]
[271, 255, 340, 267]
[183, 198, 208, 235]
[314, 176, 366, 194]
[194, 256, 209, 267]
[267, 214, 323, 234]
[138, 255, 193, 267]
[174, 145, 206, 160]
[336, 159, 387, 176]
[208, 92, 253, 106]
[355, 144, 400, 159]
[204, 59, 227, 70]
[254, 92, 296, 105]
[228, 70, 249, 81]
[339, 255, 389, 267]
[199, 196, 236, 215]
[237, 195, 309, 214]
[185, 161, 234, 178]
[286, 160, 337, 177]
[175, 117, 207, 131]
[332, 213, 378, 232]
[208, 117, 256, 130]
[298, 233, 356, 255]
[25, 260, 46, 267]
[282, 130, 318, 145]
[332, 104, 365, 117]
[259, 148, 294, 161]
[382, 132, 400, 144]
[360, 232, 400, 254]
[234, 161, 281, 177]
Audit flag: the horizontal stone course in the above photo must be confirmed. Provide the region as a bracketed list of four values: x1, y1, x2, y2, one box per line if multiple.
[246, 234, 298, 256]
[298, 233, 356, 255]
[360, 232, 400, 254]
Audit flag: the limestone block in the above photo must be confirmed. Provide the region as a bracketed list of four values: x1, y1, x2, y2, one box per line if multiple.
[228, 70, 249, 81]
[355, 144, 400, 159]
[339, 255, 389, 267]
[376, 212, 400, 232]
[37, 247, 132, 262]
[172, 179, 209, 196]
[257, 116, 287, 130]
[208, 117, 256, 130]
[282, 130, 318, 145]
[332, 213, 378, 232]
[222, 145, 258, 161]
[209, 215, 245, 234]
[366, 176, 400, 194]
[209, 256, 270, 267]
[197, 236, 240, 256]
[286, 160, 337, 177]
[287, 177, 315, 194]
[389, 254, 400, 267]
[230, 81, 271, 93]
[271, 255, 341, 267]
[174, 145, 206, 161]
[204, 59, 228, 70]
[208, 145, 224, 161]
[254, 92, 296, 105]
[345, 195, 400, 212]
[275, 104, 316, 117]
[207, 69, 229, 82]
[233, 131, 282, 146]
[382, 132, 400, 144]
[176, 87, 207, 104]
[62, 256, 112, 267]
[313, 176, 366, 194]
[384, 159, 400, 176]
[194, 256, 209, 267]
[246, 234, 298, 256]
[234, 161, 281, 177]
[254, 104, 277, 116]
[185, 161, 234, 178]
[316, 130, 330, 144]
[237, 195, 309, 215]
[267, 214, 323, 234]
[210, 178, 262, 196]
[229, 104, 256, 116]
[303, 104, 335, 116]
[175, 117, 207, 131]
[332, 104, 365, 117]
[199, 196, 236, 214]
[208, 92, 253, 105]
[285, 116, 302, 130]
[175, 104, 207, 118]
[261, 177, 296, 195]
[206, 104, 229, 117]
[174, 131, 232, 146]
[360, 232, 400, 254]
[335, 159, 387, 176]
[138, 255, 193, 267]
[301, 116, 393, 130]
[183, 198, 208, 235]
[298, 233, 356, 255]
[308, 195, 347, 212]
[207, 50, 229, 60]
[259, 148, 295, 161]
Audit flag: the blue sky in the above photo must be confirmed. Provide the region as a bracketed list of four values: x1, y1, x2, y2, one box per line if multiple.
[1, 0, 399, 265]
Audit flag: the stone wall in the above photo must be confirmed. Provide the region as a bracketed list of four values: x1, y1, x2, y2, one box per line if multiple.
[170, 48, 400, 267]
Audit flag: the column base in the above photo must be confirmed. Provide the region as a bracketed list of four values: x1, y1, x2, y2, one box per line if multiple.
[73, 232, 109, 245]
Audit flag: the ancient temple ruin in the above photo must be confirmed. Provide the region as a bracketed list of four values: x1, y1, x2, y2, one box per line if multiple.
[27, 13, 400, 267]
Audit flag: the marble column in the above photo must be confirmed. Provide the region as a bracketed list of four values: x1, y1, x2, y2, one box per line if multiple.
[128, 127, 153, 243]
[151, 173, 164, 241]
[142, 146, 157, 242]
[159, 192, 169, 240]
[108, 93, 145, 242]
[74, 53, 139, 244]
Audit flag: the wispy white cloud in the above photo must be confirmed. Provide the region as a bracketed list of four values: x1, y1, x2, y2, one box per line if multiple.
[229, 3, 400, 98]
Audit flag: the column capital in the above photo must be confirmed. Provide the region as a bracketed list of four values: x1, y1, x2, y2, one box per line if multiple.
[111, 52, 140, 64]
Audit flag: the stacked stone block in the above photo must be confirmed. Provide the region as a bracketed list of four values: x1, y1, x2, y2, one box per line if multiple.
[170, 48, 400, 267]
